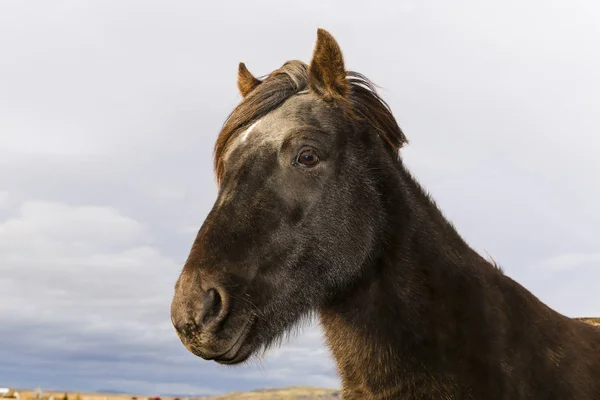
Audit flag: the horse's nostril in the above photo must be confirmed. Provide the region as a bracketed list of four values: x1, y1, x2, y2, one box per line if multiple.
[195, 288, 223, 328]
[171, 286, 228, 336]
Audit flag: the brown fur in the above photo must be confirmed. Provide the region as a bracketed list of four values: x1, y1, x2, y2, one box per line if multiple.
[308, 28, 349, 101]
[237, 62, 262, 97]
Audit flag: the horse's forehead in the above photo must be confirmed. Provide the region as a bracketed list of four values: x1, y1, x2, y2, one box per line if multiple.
[256, 94, 322, 136]
[224, 94, 324, 162]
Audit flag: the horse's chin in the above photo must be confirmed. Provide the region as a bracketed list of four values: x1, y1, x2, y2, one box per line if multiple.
[210, 317, 257, 365]
[213, 314, 290, 365]
[175, 313, 258, 364]
[213, 341, 255, 365]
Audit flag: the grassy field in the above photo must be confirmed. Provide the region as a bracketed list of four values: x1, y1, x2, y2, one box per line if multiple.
[9, 391, 145, 400]
[576, 317, 600, 327]
[196, 386, 339, 399]
[7, 387, 339, 400]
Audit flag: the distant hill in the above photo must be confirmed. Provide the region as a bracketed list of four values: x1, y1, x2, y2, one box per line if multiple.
[13, 387, 339, 400]
[95, 390, 128, 395]
[576, 317, 600, 327]
[194, 386, 339, 400]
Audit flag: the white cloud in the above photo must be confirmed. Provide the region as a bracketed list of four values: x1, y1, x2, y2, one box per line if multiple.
[150, 185, 187, 204]
[0, 200, 176, 347]
[539, 253, 600, 271]
[0, 201, 149, 249]
[0, 190, 9, 209]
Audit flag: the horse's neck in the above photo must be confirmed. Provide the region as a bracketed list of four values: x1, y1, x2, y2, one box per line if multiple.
[318, 165, 511, 398]
[319, 239, 489, 398]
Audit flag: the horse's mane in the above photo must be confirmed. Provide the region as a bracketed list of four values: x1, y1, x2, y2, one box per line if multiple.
[213, 60, 408, 183]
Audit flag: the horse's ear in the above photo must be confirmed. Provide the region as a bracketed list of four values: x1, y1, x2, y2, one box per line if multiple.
[308, 28, 349, 101]
[237, 62, 262, 97]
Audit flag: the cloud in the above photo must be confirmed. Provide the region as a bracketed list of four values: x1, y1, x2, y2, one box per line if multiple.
[0, 201, 148, 248]
[0, 190, 9, 209]
[0, 200, 173, 337]
[0, 200, 182, 391]
[540, 253, 600, 271]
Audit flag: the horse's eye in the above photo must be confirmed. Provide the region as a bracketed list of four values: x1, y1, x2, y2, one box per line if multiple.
[295, 149, 319, 167]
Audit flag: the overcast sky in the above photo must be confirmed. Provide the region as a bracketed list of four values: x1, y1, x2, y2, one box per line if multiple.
[1, 0, 599, 396]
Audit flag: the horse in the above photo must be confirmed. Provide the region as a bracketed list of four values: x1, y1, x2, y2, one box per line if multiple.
[170, 29, 600, 399]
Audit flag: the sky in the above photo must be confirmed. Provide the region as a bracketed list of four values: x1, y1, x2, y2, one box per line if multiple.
[1, 0, 599, 396]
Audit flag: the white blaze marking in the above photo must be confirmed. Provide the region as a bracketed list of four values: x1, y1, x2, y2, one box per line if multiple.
[241, 121, 260, 143]
[221, 119, 264, 168]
